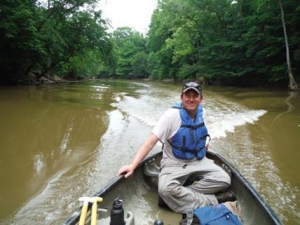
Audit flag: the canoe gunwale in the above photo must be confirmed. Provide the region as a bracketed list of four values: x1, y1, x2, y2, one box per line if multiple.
[208, 151, 282, 225]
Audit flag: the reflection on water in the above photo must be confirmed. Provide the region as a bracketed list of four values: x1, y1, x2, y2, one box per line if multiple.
[33, 153, 45, 175]
[0, 81, 299, 225]
[208, 88, 300, 225]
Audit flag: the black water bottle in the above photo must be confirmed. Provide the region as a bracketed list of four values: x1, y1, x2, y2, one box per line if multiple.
[110, 198, 125, 225]
[154, 219, 164, 225]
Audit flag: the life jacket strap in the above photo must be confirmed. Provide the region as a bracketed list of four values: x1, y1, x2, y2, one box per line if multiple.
[180, 122, 205, 130]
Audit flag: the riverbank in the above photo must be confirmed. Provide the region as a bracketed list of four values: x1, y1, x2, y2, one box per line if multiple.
[2, 75, 299, 93]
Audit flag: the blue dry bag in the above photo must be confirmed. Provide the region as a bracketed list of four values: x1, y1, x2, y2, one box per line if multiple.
[193, 203, 243, 225]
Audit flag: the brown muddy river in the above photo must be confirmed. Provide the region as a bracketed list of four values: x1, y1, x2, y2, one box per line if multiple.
[0, 80, 299, 225]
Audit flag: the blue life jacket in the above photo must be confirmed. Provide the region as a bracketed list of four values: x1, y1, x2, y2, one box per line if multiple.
[168, 103, 209, 160]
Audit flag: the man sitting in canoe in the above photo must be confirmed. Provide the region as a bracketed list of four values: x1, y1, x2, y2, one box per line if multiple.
[117, 81, 236, 213]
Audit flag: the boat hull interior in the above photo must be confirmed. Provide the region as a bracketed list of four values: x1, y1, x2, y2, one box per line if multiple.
[65, 151, 282, 225]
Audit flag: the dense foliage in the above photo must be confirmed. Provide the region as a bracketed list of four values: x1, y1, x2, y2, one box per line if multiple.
[0, 0, 299, 89]
[0, 0, 114, 83]
[146, 0, 299, 89]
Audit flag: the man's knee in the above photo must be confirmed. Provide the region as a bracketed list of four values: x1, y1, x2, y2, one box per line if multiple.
[223, 171, 232, 186]
[159, 181, 180, 198]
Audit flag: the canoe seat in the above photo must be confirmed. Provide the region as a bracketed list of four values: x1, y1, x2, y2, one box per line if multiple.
[143, 158, 160, 177]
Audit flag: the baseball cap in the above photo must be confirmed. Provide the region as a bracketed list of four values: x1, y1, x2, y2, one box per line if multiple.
[182, 82, 201, 94]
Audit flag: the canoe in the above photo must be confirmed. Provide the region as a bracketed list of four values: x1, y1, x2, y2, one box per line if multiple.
[64, 150, 282, 225]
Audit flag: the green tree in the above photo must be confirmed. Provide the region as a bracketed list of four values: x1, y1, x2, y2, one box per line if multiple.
[132, 52, 149, 78]
[147, 5, 176, 80]
[112, 27, 148, 78]
[0, 0, 46, 82]
[278, 0, 297, 91]
[47, 10, 113, 79]
[0, 0, 114, 83]
[147, 0, 299, 87]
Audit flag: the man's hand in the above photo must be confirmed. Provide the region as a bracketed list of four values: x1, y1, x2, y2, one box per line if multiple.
[116, 164, 135, 178]
[116, 133, 159, 178]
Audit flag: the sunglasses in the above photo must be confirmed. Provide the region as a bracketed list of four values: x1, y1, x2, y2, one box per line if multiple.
[183, 82, 201, 92]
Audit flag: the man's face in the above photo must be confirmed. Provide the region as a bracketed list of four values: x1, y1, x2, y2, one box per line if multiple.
[181, 90, 202, 112]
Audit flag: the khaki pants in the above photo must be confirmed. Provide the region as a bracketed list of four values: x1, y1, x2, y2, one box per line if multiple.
[158, 156, 231, 213]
